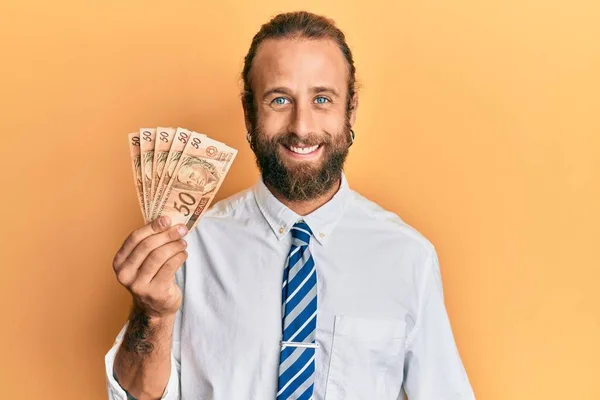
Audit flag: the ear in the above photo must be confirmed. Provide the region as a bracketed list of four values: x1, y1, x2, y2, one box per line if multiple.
[348, 94, 359, 127]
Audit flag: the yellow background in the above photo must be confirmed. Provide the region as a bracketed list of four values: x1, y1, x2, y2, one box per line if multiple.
[1, 1, 598, 399]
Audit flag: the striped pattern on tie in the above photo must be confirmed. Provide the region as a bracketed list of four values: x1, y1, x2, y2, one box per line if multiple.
[277, 221, 317, 400]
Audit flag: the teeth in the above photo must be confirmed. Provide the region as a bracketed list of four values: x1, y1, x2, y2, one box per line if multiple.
[289, 145, 319, 154]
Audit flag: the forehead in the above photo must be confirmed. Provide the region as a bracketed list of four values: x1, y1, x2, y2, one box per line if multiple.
[250, 37, 348, 94]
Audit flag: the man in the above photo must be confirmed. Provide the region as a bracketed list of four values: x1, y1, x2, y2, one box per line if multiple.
[105, 11, 476, 400]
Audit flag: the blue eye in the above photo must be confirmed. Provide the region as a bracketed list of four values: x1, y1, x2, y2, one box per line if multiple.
[315, 96, 329, 104]
[272, 97, 289, 105]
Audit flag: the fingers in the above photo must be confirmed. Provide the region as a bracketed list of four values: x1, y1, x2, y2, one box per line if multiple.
[127, 223, 187, 266]
[115, 224, 188, 287]
[136, 240, 188, 283]
[151, 250, 188, 285]
[113, 216, 172, 269]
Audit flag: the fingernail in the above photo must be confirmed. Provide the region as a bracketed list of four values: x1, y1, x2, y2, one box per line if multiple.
[177, 225, 188, 236]
[160, 216, 170, 228]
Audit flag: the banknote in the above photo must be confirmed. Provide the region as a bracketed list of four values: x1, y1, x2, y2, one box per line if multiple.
[151, 128, 201, 219]
[127, 132, 145, 220]
[128, 126, 237, 229]
[140, 128, 156, 222]
[157, 132, 237, 230]
[150, 127, 176, 220]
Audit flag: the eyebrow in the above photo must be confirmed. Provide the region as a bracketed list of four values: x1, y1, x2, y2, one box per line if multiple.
[262, 87, 291, 99]
[311, 86, 340, 97]
[262, 86, 340, 100]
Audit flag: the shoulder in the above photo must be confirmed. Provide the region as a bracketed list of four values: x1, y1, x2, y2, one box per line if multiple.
[347, 189, 442, 293]
[202, 186, 255, 218]
[347, 189, 435, 255]
[185, 185, 257, 244]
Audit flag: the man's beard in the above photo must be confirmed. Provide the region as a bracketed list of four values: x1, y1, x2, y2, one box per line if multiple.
[250, 122, 351, 202]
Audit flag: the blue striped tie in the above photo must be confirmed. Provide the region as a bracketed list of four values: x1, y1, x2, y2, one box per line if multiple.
[277, 221, 317, 400]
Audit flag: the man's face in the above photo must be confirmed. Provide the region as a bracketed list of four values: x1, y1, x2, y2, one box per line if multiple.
[246, 38, 357, 201]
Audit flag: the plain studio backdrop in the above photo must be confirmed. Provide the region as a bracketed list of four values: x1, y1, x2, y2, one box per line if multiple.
[0, 1, 598, 399]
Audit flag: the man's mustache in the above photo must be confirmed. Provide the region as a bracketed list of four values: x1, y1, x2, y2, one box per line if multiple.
[273, 132, 333, 147]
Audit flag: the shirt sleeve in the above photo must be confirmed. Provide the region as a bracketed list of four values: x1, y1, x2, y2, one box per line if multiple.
[105, 265, 185, 400]
[401, 249, 476, 400]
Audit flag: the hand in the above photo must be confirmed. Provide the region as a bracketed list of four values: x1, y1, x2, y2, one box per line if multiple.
[112, 216, 188, 318]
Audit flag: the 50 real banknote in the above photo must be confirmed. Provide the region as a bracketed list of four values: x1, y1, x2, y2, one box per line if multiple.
[127, 127, 237, 231]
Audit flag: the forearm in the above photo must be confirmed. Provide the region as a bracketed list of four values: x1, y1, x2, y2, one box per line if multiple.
[113, 307, 177, 400]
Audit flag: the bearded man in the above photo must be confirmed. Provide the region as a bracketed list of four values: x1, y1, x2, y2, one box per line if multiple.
[106, 11, 475, 400]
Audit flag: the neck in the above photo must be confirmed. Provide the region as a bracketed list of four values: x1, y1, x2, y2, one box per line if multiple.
[265, 177, 342, 216]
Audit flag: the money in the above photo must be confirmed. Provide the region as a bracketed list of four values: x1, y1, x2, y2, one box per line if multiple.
[158, 132, 237, 230]
[127, 133, 145, 220]
[140, 128, 156, 222]
[127, 127, 237, 230]
[151, 128, 200, 220]
[150, 127, 176, 220]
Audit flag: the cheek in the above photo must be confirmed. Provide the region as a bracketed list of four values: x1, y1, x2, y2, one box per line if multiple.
[314, 111, 347, 140]
[321, 113, 346, 133]
[258, 108, 290, 134]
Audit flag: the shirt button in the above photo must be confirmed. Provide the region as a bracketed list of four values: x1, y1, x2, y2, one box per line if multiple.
[279, 227, 284, 234]
[319, 232, 325, 238]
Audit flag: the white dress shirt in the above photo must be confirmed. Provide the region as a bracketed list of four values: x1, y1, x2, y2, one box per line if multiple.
[105, 174, 475, 399]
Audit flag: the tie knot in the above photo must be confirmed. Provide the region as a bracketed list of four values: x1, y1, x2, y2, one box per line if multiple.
[291, 221, 312, 245]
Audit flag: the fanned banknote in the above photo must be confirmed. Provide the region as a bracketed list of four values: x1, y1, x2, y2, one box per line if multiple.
[151, 128, 202, 220]
[150, 127, 176, 220]
[127, 133, 145, 219]
[140, 128, 156, 220]
[158, 132, 237, 230]
[127, 127, 237, 228]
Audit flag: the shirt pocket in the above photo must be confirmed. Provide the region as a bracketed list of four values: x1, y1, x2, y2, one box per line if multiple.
[324, 315, 406, 400]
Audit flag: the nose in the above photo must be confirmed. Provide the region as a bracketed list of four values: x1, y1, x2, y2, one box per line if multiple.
[288, 102, 317, 139]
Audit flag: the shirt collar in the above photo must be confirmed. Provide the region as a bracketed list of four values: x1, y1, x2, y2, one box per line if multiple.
[253, 173, 351, 246]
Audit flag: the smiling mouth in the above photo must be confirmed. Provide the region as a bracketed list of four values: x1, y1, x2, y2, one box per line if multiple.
[283, 144, 322, 155]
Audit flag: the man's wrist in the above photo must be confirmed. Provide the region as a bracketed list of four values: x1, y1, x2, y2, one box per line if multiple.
[124, 306, 175, 354]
